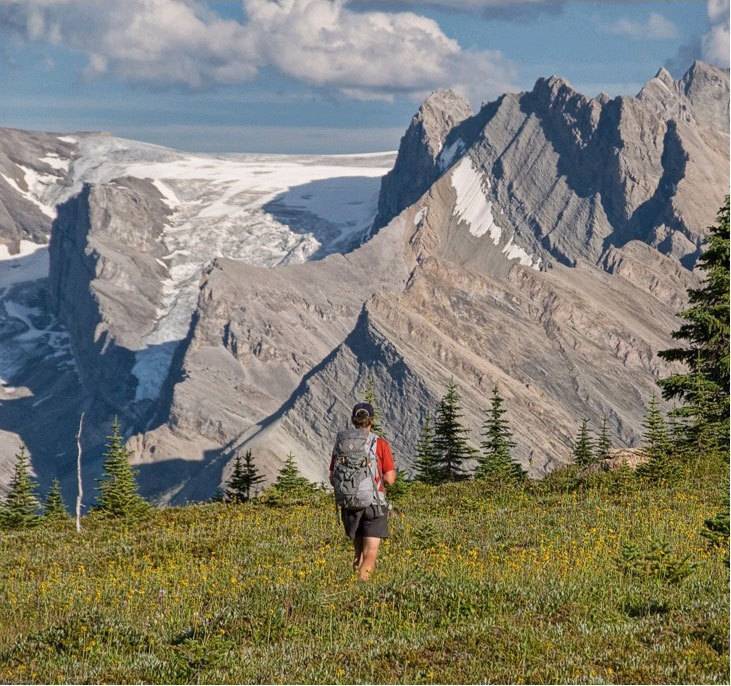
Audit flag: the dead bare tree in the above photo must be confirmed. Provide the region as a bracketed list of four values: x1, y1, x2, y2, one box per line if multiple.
[75, 411, 85, 533]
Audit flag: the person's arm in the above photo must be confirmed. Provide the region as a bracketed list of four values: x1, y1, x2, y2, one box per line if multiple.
[379, 439, 397, 485]
[329, 440, 338, 485]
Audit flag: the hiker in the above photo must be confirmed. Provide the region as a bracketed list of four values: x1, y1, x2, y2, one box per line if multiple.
[330, 402, 397, 581]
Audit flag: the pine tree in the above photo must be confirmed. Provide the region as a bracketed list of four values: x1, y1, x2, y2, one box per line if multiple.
[274, 452, 313, 492]
[0, 446, 41, 529]
[95, 418, 149, 518]
[225, 449, 264, 503]
[264, 452, 316, 506]
[637, 395, 678, 482]
[43, 479, 69, 522]
[476, 385, 524, 484]
[572, 418, 595, 467]
[433, 381, 477, 482]
[642, 395, 672, 460]
[364, 374, 384, 436]
[658, 197, 729, 455]
[413, 416, 440, 484]
[595, 416, 612, 461]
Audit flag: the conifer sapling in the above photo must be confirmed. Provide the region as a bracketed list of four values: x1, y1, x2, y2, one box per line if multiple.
[595, 416, 612, 462]
[0, 446, 41, 529]
[573, 418, 595, 467]
[414, 415, 440, 484]
[95, 418, 149, 518]
[44, 479, 70, 521]
[477, 385, 524, 484]
[433, 380, 477, 482]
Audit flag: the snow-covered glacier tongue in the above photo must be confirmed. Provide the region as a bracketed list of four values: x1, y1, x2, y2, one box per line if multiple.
[118, 150, 395, 401]
[41, 136, 395, 405]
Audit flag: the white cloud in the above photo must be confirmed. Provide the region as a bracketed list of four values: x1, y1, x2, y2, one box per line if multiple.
[702, 0, 730, 67]
[606, 12, 678, 40]
[0, 0, 517, 101]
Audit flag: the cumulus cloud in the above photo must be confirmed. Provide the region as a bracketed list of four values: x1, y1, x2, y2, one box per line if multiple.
[0, 0, 517, 101]
[702, 0, 729, 67]
[606, 12, 678, 40]
[0, 0, 259, 87]
[666, 0, 729, 73]
[244, 0, 515, 99]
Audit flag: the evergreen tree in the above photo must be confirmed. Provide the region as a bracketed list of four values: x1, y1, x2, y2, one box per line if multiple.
[476, 386, 524, 483]
[225, 449, 264, 503]
[572, 418, 595, 467]
[364, 374, 384, 436]
[43, 479, 69, 521]
[658, 197, 729, 455]
[95, 418, 149, 518]
[595, 416, 612, 461]
[263, 452, 316, 506]
[433, 381, 477, 482]
[637, 395, 678, 482]
[274, 452, 313, 492]
[0, 446, 41, 529]
[413, 416, 440, 484]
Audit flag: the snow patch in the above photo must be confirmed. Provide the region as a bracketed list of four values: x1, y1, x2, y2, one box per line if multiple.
[0, 170, 55, 218]
[502, 237, 541, 270]
[0, 285, 76, 386]
[151, 178, 180, 209]
[451, 157, 501, 242]
[0, 242, 49, 287]
[414, 207, 428, 225]
[40, 154, 70, 172]
[57, 135, 78, 144]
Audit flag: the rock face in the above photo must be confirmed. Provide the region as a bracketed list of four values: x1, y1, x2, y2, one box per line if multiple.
[0, 62, 728, 503]
[372, 89, 472, 232]
[49, 178, 171, 417]
[375, 62, 729, 269]
[0, 128, 78, 249]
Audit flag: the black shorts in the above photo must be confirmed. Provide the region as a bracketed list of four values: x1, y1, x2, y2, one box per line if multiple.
[341, 505, 389, 539]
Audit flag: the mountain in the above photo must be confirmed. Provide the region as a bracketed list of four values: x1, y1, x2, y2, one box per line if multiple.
[0, 62, 727, 503]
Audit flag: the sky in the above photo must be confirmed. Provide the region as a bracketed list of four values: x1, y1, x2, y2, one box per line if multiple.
[0, 0, 727, 153]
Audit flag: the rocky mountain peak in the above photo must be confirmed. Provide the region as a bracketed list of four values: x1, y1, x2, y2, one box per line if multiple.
[414, 88, 473, 157]
[371, 88, 472, 230]
[680, 60, 729, 130]
[654, 66, 674, 86]
[530, 74, 581, 104]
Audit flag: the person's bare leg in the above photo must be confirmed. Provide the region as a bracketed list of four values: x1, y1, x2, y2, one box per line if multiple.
[353, 536, 363, 573]
[358, 537, 381, 581]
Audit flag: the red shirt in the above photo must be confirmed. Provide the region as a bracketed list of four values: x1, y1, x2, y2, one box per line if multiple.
[330, 436, 396, 492]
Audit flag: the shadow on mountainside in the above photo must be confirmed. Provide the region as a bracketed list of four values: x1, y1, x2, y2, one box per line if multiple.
[0, 272, 86, 502]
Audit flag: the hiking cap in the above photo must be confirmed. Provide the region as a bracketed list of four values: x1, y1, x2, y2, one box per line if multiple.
[352, 402, 374, 419]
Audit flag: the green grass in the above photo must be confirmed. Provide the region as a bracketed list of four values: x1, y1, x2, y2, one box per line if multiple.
[0, 468, 728, 684]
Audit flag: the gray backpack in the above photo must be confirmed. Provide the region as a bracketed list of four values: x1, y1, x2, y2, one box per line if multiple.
[332, 428, 386, 512]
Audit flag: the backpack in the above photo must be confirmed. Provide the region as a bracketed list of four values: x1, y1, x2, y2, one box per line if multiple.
[331, 428, 386, 512]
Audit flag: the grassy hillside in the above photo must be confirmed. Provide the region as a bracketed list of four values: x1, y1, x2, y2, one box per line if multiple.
[0, 468, 728, 684]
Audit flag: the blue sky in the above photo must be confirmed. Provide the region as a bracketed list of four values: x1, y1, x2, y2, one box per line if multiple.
[0, 0, 725, 153]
